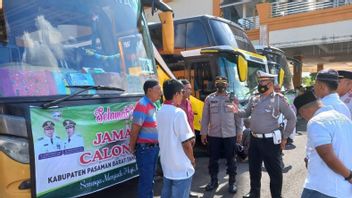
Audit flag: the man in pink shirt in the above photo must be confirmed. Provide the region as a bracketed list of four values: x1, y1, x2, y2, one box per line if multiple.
[179, 79, 194, 132]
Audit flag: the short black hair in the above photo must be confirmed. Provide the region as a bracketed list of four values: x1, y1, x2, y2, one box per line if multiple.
[317, 80, 338, 91]
[163, 79, 184, 100]
[179, 79, 190, 86]
[143, 79, 159, 94]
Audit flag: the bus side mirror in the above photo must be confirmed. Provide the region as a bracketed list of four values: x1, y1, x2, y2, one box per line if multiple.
[237, 55, 248, 82]
[278, 68, 285, 87]
[158, 11, 174, 54]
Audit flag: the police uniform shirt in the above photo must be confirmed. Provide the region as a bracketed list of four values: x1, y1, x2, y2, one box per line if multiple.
[340, 90, 352, 116]
[239, 92, 296, 138]
[36, 135, 63, 153]
[200, 92, 243, 138]
[64, 133, 84, 149]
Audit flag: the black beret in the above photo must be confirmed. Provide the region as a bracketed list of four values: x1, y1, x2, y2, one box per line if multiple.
[316, 69, 340, 82]
[338, 70, 352, 80]
[293, 90, 317, 112]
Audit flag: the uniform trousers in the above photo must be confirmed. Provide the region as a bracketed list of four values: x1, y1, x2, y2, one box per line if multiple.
[207, 136, 237, 183]
[248, 134, 282, 198]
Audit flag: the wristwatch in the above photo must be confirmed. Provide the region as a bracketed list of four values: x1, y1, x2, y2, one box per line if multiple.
[344, 170, 352, 181]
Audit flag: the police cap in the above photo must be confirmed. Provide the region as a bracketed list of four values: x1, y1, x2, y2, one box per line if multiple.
[256, 70, 276, 80]
[338, 70, 352, 80]
[316, 69, 340, 82]
[293, 90, 317, 112]
[63, 119, 76, 129]
[42, 120, 55, 129]
[215, 76, 228, 84]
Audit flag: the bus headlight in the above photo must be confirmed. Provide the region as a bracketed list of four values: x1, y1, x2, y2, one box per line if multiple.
[0, 135, 29, 164]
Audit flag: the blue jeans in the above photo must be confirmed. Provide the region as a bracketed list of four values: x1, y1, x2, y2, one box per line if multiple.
[161, 176, 193, 198]
[301, 188, 336, 198]
[135, 144, 159, 198]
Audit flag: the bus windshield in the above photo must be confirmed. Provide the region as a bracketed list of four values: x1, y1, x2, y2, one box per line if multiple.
[0, 0, 156, 97]
[218, 57, 264, 102]
[209, 19, 256, 53]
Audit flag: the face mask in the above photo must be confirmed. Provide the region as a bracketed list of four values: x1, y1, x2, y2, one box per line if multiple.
[258, 84, 269, 93]
[216, 83, 226, 93]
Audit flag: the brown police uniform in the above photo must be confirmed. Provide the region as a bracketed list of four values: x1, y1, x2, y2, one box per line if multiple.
[239, 71, 296, 198]
[200, 80, 243, 192]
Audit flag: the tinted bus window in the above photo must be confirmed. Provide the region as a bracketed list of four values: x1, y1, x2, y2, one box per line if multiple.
[186, 21, 209, 49]
[149, 25, 162, 50]
[175, 23, 186, 50]
[210, 19, 256, 53]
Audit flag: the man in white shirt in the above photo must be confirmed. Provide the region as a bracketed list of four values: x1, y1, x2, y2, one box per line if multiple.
[293, 91, 352, 198]
[157, 79, 195, 198]
[63, 119, 84, 151]
[313, 69, 351, 119]
[337, 70, 352, 114]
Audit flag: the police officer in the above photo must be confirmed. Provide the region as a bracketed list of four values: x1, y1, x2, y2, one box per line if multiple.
[337, 70, 352, 114]
[63, 119, 84, 149]
[36, 121, 63, 153]
[200, 76, 243, 194]
[234, 71, 296, 198]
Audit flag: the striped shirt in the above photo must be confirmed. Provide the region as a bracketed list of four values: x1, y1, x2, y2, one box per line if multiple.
[132, 96, 158, 143]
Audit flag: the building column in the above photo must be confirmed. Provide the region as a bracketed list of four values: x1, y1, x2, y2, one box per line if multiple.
[293, 56, 303, 89]
[213, 0, 221, 17]
[317, 63, 324, 72]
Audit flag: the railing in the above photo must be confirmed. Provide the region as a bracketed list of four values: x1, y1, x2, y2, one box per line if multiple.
[272, 0, 352, 17]
[238, 16, 259, 30]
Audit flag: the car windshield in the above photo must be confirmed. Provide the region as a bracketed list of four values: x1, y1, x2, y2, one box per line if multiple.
[218, 57, 264, 102]
[209, 19, 256, 53]
[0, 0, 156, 97]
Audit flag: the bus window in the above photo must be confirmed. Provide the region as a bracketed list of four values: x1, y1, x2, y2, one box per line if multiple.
[174, 23, 186, 51]
[149, 25, 163, 50]
[191, 62, 215, 101]
[186, 21, 209, 49]
[209, 19, 256, 53]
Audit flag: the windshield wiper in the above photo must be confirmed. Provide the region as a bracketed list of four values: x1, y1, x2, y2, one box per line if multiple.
[41, 85, 125, 109]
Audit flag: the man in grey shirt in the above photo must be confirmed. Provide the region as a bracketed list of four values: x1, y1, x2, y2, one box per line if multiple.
[200, 76, 243, 194]
[234, 71, 296, 198]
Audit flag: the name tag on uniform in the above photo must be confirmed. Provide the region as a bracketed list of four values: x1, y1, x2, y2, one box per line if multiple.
[272, 129, 281, 144]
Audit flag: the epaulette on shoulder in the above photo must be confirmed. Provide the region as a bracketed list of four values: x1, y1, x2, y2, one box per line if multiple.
[209, 92, 216, 97]
[37, 137, 44, 141]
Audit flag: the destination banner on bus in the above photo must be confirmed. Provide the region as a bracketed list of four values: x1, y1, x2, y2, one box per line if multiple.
[30, 102, 137, 198]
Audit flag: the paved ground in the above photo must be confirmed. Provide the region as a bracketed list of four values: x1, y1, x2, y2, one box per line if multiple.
[87, 121, 308, 198]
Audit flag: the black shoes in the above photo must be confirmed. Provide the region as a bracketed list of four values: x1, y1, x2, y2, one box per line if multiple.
[228, 183, 237, 193]
[205, 179, 218, 191]
[243, 192, 260, 198]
